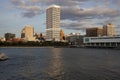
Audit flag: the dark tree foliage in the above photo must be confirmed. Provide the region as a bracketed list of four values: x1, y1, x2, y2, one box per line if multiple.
[0, 41, 69, 47]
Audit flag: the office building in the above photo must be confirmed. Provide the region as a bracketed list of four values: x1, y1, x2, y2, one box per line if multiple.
[46, 5, 60, 41]
[103, 23, 115, 36]
[21, 25, 35, 41]
[86, 27, 103, 37]
[5, 33, 15, 41]
[66, 33, 81, 45]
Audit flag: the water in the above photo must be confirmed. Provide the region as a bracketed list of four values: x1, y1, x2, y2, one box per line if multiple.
[0, 48, 120, 80]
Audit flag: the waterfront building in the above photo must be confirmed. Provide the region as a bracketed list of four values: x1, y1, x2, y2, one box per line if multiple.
[5, 33, 15, 41]
[60, 29, 65, 41]
[103, 23, 115, 36]
[66, 33, 82, 45]
[84, 36, 120, 48]
[86, 27, 103, 37]
[21, 25, 35, 41]
[0, 37, 5, 42]
[46, 5, 60, 41]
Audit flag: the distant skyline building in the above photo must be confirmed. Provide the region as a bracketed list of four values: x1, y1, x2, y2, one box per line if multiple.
[21, 25, 35, 41]
[46, 5, 61, 41]
[60, 29, 65, 41]
[66, 33, 81, 45]
[86, 27, 103, 37]
[5, 33, 15, 41]
[103, 23, 115, 36]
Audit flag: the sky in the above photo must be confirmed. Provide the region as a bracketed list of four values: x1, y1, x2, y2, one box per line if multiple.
[0, 0, 120, 37]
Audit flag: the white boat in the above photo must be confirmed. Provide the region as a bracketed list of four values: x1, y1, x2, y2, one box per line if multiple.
[0, 53, 8, 61]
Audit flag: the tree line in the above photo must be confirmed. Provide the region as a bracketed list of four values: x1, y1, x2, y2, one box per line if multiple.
[0, 41, 69, 47]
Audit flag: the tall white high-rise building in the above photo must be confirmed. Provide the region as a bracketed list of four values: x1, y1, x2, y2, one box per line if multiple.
[46, 5, 60, 41]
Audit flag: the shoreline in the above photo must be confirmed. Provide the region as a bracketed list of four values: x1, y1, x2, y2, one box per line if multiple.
[0, 46, 120, 50]
[0, 46, 55, 48]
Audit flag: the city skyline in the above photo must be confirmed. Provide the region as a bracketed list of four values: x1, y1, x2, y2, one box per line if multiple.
[1, 0, 120, 37]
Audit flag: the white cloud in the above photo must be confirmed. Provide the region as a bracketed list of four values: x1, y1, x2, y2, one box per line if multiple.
[61, 19, 95, 30]
[11, 0, 42, 18]
[61, 5, 120, 20]
[10, 0, 120, 32]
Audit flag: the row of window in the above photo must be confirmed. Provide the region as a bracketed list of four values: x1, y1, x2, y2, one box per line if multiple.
[90, 37, 120, 40]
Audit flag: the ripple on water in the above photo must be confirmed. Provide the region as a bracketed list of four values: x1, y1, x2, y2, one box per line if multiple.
[0, 48, 120, 80]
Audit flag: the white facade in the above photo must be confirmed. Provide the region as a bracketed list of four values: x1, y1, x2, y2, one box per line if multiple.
[46, 28, 60, 41]
[46, 5, 60, 41]
[84, 36, 120, 43]
[84, 36, 120, 47]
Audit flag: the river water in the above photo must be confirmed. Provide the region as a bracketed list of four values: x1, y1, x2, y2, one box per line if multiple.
[0, 48, 120, 80]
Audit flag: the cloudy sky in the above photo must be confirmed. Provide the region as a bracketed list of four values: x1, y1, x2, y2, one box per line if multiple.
[0, 0, 120, 37]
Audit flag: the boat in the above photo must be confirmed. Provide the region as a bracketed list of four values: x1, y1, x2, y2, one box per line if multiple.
[0, 53, 8, 61]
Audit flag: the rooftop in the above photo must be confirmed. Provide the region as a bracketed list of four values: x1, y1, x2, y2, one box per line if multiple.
[24, 25, 33, 28]
[47, 5, 60, 9]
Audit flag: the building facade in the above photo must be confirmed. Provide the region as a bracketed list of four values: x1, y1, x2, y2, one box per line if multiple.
[0, 37, 5, 42]
[46, 5, 60, 41]
[60, 29, 65, 41]
[66, 33, 83, 46]
[103, 23, 115, 36]
[5, 33, 15, 41]
[86, 27, 103, 37]
[21, 25, 35, 41]
[84, 36, 120, 48]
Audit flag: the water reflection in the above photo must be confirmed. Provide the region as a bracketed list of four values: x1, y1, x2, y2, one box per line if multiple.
[47, 48, 63, 79]
[1, 48, 120, 80]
